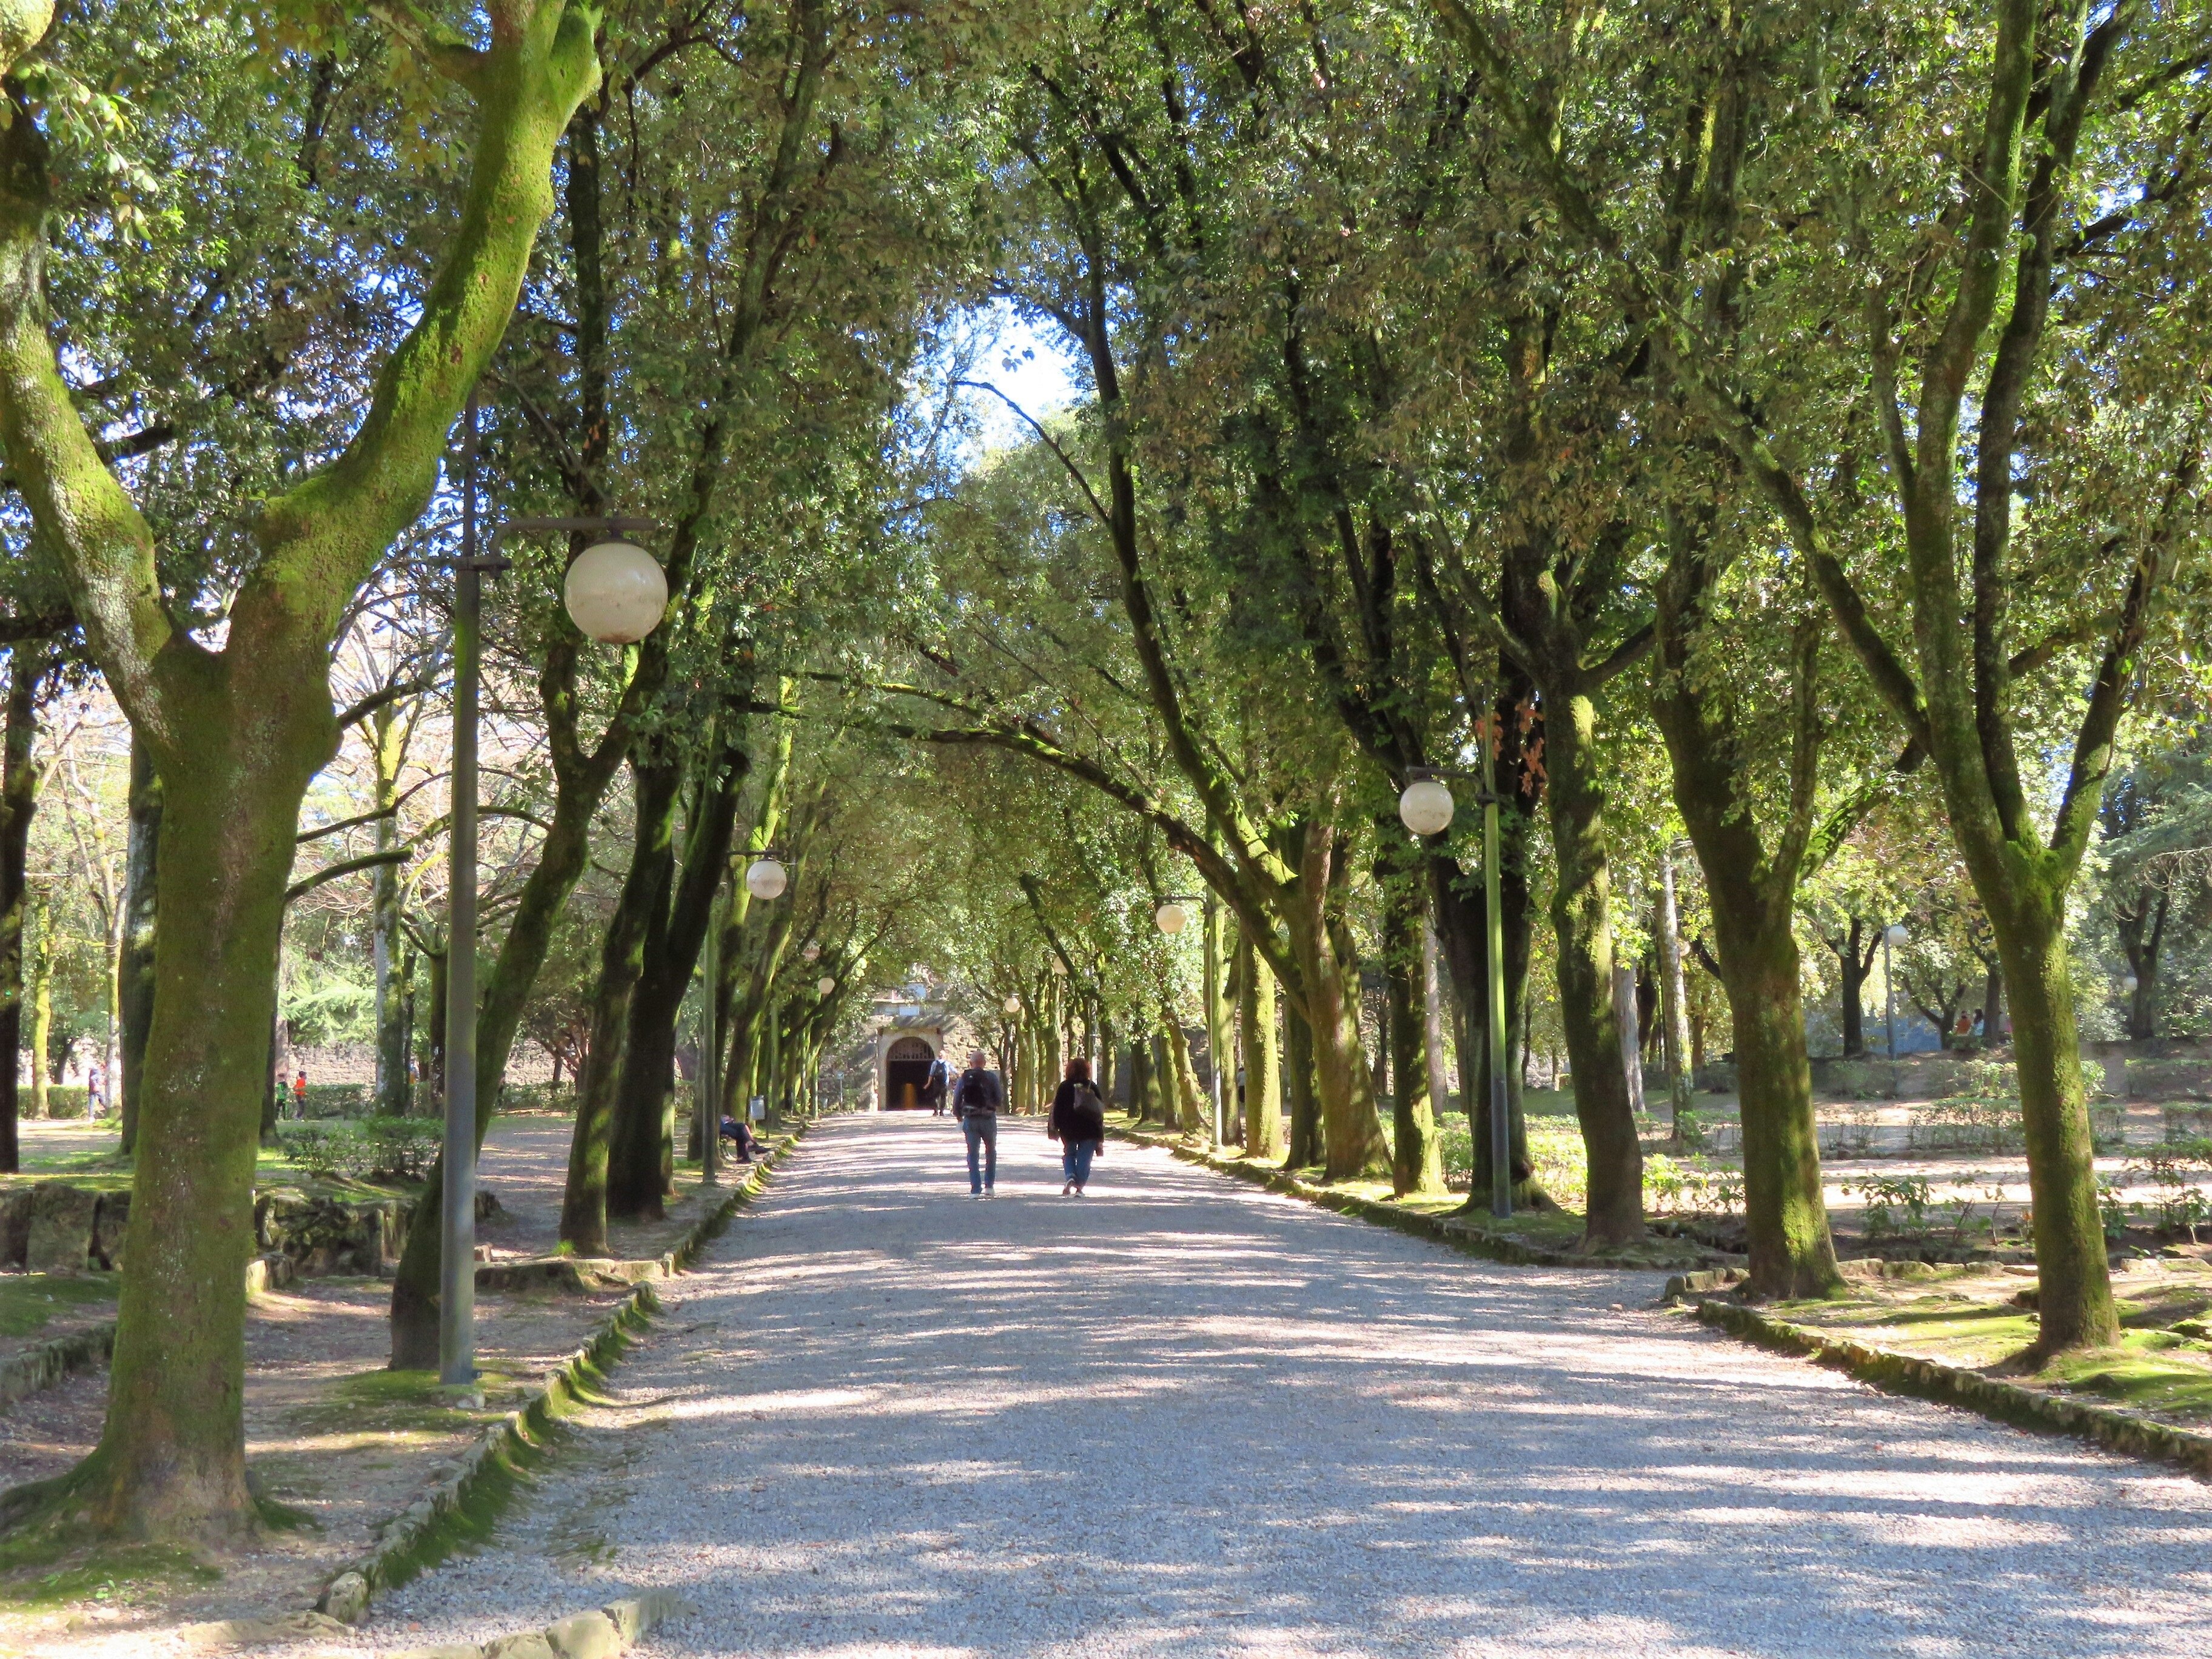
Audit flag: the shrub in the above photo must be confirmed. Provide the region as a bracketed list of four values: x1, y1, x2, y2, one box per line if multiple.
[275, 1119, 439, 1182]
[1851, 1175, 1934, 1239]
[2130, 1140, 2212, 1242]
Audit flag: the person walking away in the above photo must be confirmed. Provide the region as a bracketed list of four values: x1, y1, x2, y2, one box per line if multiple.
[923, 1052, 950, 1117]
[292, 1070, 309, 1119]
[952, 1049, 1003, 1197]
[1047, 1056, 1107, 1195]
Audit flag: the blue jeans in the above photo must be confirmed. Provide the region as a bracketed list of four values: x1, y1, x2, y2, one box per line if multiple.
[964, 1114, 998, 1192]
[1061, 1139, 1095, 1189]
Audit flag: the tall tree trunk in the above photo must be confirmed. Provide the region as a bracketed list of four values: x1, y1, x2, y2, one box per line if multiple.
[1831, 919, 1875, 1058]
[609, 719, 748, 1218]
[2116, 885, 2167, 1042]
[118, 731, 159, 1156]
[28, 892, 51, 1119]
[1282, 997, 1321, 1168]
[0, 656, 37, 1172]
[1164, 1013, 1205, 1134]
[1238, 929, 1283, 1160]
[89, 705, 327, 1538]
[370, 702, 409, 1115]
[1279, 823, 1390, 1181]
[1379, 840, 1445, 1196]
[1994, 893, 2113, 1354]
[1543, 688, 1644, 1245]
[559, 759, 681, 1256]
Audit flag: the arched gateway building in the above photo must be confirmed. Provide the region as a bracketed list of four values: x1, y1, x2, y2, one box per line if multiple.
[871, 985, 948, 1110]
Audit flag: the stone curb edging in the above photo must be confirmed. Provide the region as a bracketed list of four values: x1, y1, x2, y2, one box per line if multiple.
[1684, 1293, 2212, 1481]
[313, 1129, 807, 1625]
[378, 1588, 694, 1659]
[1104, 1121, 1719, 1272]
[2, 1253, 303, 1416]
[0, 1320, 116, 1409]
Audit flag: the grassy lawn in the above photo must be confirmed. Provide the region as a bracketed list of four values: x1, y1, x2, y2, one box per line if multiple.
[0, 1273, 119, 1340]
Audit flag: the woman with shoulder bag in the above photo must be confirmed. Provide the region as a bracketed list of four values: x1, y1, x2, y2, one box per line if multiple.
[1047, 1057, 1107, 1196]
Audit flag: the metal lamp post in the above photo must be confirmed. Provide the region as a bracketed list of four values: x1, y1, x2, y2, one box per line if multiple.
[1883, 922, 1909, 1070]
[440, 397, 665, 1386]
[1399, 756, 1511, 1220]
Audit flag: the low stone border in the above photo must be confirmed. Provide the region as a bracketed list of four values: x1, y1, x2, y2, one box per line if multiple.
[0, 1320, 115, 1409]
[1684, 1293, 2212, 1481]
[1105, 1120, 1720, 1272]
[176, 1589, 689, 1658]
[313, 1131, 806, 1625]
[1, 1252, 300, 1415]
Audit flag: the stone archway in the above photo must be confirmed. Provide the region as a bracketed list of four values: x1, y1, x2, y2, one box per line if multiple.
[882, 1034, 937, 1110]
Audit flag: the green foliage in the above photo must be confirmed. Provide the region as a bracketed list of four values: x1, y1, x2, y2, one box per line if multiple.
[273, 1118, 438, 1182]
[2130, 1141, 2212, 1241]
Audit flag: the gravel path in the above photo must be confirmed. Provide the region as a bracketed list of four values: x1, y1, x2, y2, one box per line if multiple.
[356, 1113, 2212, 1658]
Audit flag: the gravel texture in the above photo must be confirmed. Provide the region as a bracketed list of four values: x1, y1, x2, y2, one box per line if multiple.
[346, 1113, 2212, 1658]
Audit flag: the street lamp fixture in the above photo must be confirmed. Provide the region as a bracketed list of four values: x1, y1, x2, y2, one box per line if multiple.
[1154, 894, 1200, 936]
[802, 942, 822, 962]
[818, 976, 837, 998]
[1004, 994, 1022, 1015]
[745, 856, 788, 900]
[440, 398, 663, 1387]
[1398, 760, 1513, 1217]
[1398, 776, 1458, 837]
[563, 539, 668, 642]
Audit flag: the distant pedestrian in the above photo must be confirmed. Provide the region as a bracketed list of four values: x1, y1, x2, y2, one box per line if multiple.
[292, 1070, 308, 1118]
[86, 1066, 106, 1116]
[951, 1048, 1003, 1198]
[923, 1052, 950, 1117]
[1047, 1057, 1106, 1196]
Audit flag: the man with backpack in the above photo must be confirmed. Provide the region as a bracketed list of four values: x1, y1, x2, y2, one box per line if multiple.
[951, 1048, 1004, 1198]
[922, 1052, 950, 1117]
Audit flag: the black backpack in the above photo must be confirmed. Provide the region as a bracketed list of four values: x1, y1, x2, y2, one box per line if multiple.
[956, 1069, 990, 1112]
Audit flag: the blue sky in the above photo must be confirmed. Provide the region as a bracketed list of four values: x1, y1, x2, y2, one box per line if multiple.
[963, 300, 1084, 452]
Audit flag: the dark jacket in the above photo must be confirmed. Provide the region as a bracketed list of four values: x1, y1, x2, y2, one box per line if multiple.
[1048, 1080, 1105, 1145]
[952, 1067, 1004, 1118]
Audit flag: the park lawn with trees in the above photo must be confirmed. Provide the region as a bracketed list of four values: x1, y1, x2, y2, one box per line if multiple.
[0, 0, 2204, 1611]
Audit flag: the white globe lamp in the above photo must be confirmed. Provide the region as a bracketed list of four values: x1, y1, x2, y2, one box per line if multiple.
[563, 540, 668, 644]
[2123, 974, 2139, 995]
[1885, 923, 1908, 948]
[744, 857, 788, 900]
[1155, 902, 1187, 936]
[1398, 777, 1456, 837]
[1004, 994, 1021, 1015]
[817, 976, 837, 997]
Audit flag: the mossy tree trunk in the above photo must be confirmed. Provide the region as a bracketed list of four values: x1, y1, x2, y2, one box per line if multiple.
[1280, 821, 1391, 1181]
[560, 752, 681, 1256]
[609, 714, 749, 1218]
[1541, 687, 1644, 1246]
[1653, 515, 1842, 1299]
[1822, 919, 1878, 1060]
[0, 2, 599, 1535]
[0, 650, 41, 1171]
[369, 700, 413, 1117]
[1378, 834, 1446, 1196]
[118, 731, 158, 1158]
[1237, 928, 1283, 1160]
[1282, 998, 1321, 1167]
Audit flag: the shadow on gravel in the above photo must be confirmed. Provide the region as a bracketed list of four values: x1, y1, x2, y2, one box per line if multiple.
[408, 1113, 2212, 1659]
